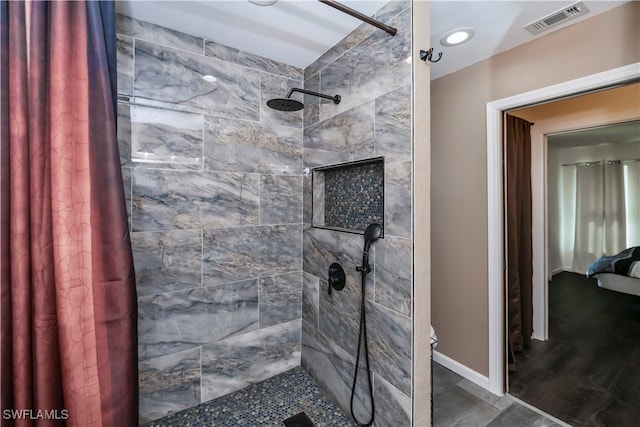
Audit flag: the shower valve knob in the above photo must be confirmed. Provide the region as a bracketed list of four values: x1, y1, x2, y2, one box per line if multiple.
[327, 263, 346, 295]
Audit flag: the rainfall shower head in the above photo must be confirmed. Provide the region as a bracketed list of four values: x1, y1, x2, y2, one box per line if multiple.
[267, 87, 341, 112]
[267, 98, 305, 112]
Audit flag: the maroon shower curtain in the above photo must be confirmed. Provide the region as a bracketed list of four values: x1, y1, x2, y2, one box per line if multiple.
[1, 1, 138, 426]
[506, 114, 533, 354]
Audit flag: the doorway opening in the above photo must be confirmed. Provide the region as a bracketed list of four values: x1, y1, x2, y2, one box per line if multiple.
[485, 62, 640, 396]
[505, 116, 640, 425]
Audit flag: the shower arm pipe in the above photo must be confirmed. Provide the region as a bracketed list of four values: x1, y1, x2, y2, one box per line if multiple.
[286, 88, 341, 103]
[318, 0, 397, 36]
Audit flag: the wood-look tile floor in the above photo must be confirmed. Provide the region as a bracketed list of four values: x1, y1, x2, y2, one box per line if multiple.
[509, 272, 640, 427]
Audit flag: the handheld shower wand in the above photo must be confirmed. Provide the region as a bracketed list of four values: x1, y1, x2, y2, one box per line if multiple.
[350, 223, 382, 427]
[363, 223, 382, 258]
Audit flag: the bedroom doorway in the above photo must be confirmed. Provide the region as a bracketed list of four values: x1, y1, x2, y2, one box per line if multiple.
[492, 72, 640, 424]
[507, 85, 640, 345]
[485, 63, 640, 397]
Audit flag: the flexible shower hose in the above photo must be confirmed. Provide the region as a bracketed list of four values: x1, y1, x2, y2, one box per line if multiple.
[349, 258, 375, 427]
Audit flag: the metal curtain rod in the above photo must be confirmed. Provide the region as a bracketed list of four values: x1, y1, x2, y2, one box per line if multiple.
[319, 0, 397, 36]
[561, 158, 640, 166]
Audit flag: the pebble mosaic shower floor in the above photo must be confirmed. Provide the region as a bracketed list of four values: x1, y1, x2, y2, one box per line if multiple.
[144, 367, 357, 427]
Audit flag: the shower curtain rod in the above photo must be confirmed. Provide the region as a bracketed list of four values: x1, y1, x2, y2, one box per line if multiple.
[561, 158, 640, 167]
[319, 0, 397, 36]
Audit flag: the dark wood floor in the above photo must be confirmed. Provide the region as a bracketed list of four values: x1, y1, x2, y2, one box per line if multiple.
[509, 271, 640, 426]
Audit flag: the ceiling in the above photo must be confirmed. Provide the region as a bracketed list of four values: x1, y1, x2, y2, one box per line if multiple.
[115, 0, 629, 80]
[548, 120, 640, 149]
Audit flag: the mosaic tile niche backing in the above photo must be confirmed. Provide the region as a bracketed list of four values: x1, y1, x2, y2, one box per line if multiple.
[314, 158, 384, 234]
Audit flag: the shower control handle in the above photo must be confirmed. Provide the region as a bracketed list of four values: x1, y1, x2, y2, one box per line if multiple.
[328, 263, 346, 295]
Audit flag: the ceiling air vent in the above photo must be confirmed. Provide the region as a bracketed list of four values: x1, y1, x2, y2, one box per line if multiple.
[524, 1, 590, 35]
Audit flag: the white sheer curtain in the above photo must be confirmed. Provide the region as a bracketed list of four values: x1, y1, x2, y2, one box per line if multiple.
[624, 161, 640, 247]
[572, 163, 604, 272]
[571, 161, 626, 273]
[559, 165, 577, 269]
[604, 161, 626, 253]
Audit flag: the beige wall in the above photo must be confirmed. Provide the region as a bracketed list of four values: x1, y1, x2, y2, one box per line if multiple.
[431, 2, 640, 376]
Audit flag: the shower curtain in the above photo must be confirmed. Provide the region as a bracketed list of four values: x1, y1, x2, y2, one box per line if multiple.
[506, 114, 533, 353]
[1, 1, 138, 425]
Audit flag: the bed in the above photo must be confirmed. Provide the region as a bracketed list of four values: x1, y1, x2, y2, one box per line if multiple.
[587, 247, 640, 297]
[594, 273, 640, 296]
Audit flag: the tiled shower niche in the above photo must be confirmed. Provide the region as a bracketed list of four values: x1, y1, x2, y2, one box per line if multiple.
[312, 157, 384, 235]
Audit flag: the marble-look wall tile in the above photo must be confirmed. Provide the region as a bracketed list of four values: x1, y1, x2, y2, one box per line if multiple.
[121, 13, 309, 418]
[116, 34, 134, 96]
[304, 21, 375, 81]
[131, 230, 202, 297]
[116, 14, 204, 55]
[375, 84, 411, 163]
[318, 9, 411, 119]
[122, 166, 132, 231]
[303, 101, 375, 168]
[130, 105, 203, 170]
[318, 279, 360, 358]
[260, 175, 302, 225]
[201, 319, 301, 402]
[366, 300, 411, 396]
[300, 1, 413, 423]
[138, 347, 201, 423]
[260, 73, 303, 128]
[375, 236, 411, 316]
[303, 173, 313, 225]
[259, 272, 302, 328]
[316, 253, 377, 359]
[132, 169, 259, 232]
[117, 103, 132, 166]
[311, 172, 324, 226]
[204, 116, 302, 175]
[302, 272, 320, 329]
[373, 373, 411, 427]
[301, 320, 371, 421]
[203, 225, 302, 286]
[134, 40, 260, 120]
[303, 73, 320, 127]
[304, 227, 375, 357]
[302, 226, 363, 282]
[375, 0, 411, 23]
[138, 280, 258, 360]
[205, 41, 303, 80]
[384, 161, 411, 238]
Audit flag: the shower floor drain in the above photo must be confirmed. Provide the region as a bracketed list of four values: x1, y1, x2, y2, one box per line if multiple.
[283, 411, 316, 427]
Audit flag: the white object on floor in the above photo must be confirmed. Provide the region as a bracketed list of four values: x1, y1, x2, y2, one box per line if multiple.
[596, 273, 640, 296]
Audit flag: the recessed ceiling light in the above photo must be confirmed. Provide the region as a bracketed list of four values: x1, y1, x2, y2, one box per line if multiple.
[202, 75, 217, 83]
[440, 28, 475, 47]
[248, 0, 278, 5]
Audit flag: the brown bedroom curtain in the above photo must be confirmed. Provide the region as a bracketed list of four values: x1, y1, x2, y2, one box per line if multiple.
[506, 114, 533, 353]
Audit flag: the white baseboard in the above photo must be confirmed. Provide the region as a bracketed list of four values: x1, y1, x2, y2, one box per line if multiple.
[550, 267, 565, 276]
[433, 350, 493, 394]
[532, 329, 546, 341]
[551, 267, 586, 277]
